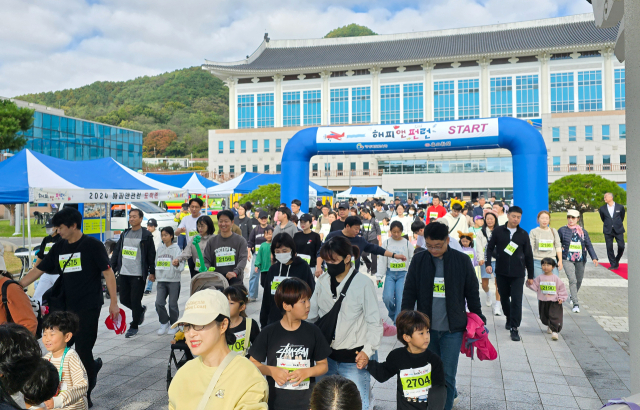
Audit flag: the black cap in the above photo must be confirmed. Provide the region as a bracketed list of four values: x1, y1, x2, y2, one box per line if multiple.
[300, 214, 313, 223]
[147, 218, 158, 227]
[258, 211, 268, 219]
[316, 200, 323, 206]
[45, 221, 53, 229]
[338, 202, 348, 209]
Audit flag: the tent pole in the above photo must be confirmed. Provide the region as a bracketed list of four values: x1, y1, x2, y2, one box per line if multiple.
[22, 204, 25, 247]
[26, 203, 32, 268]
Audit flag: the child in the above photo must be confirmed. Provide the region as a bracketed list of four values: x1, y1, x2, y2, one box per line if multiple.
[367, 310, 446, 410]
[255, 226, 274, 289]
[526, 257, 568, 341]
[224, 284, 261, 356]
[411, 220, 426, 250]
[40, 312, 89, 410]
[249, 278, 331, 410]
[380, 217, 391, 242]
[155, 227, 184, 335]
[378, 222, 414, 324]
[458, 231, 478, 279]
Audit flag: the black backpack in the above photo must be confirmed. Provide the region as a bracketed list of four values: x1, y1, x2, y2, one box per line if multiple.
[2, 279, 43, 338]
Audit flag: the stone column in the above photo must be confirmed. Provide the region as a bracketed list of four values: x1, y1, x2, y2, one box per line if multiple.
[422, 62, 435, 121]
[369, 67, 382, 124]
[477, 57, 492, 118]
[273, 74, 283, 127]
[320, 70, 331, 125]
[601, 47, 615, 111]
[224, 77, 237, 129]
[536, 52, 552, 114]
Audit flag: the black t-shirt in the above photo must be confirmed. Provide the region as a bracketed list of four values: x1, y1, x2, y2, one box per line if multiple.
[293, 231, 322, 268]
[38, 234, 61, 260]
[368, 347, 446, 410]
[249, 321, 332, 410]
[329, 220, 345, 232]
[38, 235, 110, 310]
[228, 317, 261, 357]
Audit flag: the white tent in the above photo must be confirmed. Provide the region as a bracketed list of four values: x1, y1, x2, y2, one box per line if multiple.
[336, 186, 393, 200]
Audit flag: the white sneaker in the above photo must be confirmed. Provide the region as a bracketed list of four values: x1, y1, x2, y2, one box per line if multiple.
[167, 326, 178, 335]
[157, 322, 170, 335]
[493, 302, 502, 316]
[485, 292, 492, 307]
[568, 297, 574, 307]
[552, 332, 559, 341]
[572, 305, 580, 313]
[547, 327, 552, 334]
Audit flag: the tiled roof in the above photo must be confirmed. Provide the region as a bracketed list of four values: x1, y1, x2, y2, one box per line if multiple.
[204, 16, 618, 73]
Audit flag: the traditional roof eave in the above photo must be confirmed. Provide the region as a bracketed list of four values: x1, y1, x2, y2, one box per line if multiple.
[203, 41, 616, 81]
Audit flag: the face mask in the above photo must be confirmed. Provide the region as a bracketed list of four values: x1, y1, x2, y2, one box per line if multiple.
[326, 259, 347, 278]
[409, 210, 415, 215]
[275, 253, 292, 264]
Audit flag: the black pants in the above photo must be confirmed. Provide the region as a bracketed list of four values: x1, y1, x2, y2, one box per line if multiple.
[538, 300, 563, 332]
[118, 275, 145, 329]
[361, 239, 379, 274]
[188, 258, 198, 278]
[64, 306, 100, 399]
[605, 231, 625, 265]
[496, 275, 525, 329]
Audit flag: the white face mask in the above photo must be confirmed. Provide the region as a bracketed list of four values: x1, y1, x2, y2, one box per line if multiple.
[409, 210, 415, 215]
[275, 253, 292, 264]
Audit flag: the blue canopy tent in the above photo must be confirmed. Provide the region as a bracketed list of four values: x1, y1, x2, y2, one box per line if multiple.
[145, 172, 218, 194]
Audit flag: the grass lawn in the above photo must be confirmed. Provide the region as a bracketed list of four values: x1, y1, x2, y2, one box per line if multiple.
[3, 252, 23, 273]
[549, 212, 626, 243]
[0, 219, 48, 238]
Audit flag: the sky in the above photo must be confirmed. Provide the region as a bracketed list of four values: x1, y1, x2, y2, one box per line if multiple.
[0, 0, 593, 98]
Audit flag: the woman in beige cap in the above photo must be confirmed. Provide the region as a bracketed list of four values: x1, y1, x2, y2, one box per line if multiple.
[557, 209, 599, 314]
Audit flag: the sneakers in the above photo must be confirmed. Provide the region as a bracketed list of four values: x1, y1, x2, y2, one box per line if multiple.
[167, 326, 178, 336]
[493, 302, 502, 316]
[568, 297, 574, 307]
[125, 328, 138, 338]
[157, 322, 170, 335]
[485, 292, 492, 307]
[139, 305, 147, 325]
[510, 328, 521, 341]
[382, 321, 397, 337]
[552, 332, 559, 341]
[572, 305, 580, 313]
[143, 290, 151, 295]
[547, 327, 552, 334]
[505, 321, 510, 330]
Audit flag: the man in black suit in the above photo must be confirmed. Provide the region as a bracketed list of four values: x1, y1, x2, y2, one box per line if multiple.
[598, 192, 626, 269]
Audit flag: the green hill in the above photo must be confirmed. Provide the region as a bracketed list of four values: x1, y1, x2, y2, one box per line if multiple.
[15, 66, 228, 157]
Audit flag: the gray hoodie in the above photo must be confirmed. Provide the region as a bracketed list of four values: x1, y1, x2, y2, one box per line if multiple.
[273, 221, 298, 239]
[155, 243, 185, 282]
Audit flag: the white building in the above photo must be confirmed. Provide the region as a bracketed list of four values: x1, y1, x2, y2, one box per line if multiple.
[204, 14, 625, 202]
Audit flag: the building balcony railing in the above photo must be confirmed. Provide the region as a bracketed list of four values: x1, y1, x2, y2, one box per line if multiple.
[311, 170, 380, 178]
[548, 164, 626, 173]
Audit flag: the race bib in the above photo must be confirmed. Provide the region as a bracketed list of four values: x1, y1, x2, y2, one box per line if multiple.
[299, 254, 311, 265]
[58, 254, 81, 272]
[229, 330, 247, 353]
[122, 246, 138, 260]
[271, 276, 287, 295]
[429, 212, 439, 219]
[216, 251, 236, 267]
[195, 259, 201, 270]
[44, 242, 54, 255]
[400, 364, 432, 399]
[276, 358, 311, 390]
[389, 261, 406, 270]
[433, 277, 445, 298]
[540, 281, 557, 295]
[504, 241, 518, 256]
[156, 258, 171, 270]
[538, 240, 554, 251]
[569, 241, 582, 253]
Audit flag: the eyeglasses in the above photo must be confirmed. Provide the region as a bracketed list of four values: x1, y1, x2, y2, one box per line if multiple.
[425, 244, 446, 250]
[181, 323, 207, 332]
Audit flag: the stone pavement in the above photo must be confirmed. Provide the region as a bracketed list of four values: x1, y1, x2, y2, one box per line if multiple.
[77, 259, 631, 410]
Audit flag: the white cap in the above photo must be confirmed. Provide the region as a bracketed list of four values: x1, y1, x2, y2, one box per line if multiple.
[567, 209, 580, 218]
[171, 289, 230, 329]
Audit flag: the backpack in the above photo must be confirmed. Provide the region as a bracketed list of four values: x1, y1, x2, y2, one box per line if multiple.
[2, 279, 43, 338]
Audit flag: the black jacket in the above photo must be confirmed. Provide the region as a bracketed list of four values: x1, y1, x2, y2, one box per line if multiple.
[235, 215, 255, 241]
[599, 203, 626, 235]
[401, 248, 486, 333]
[485, 225, 534, 279]
[259, 256, 315, 328]
[110, 227, 156, 280]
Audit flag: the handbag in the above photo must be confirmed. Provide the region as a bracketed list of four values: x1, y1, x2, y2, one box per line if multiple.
[315, 270, 358, 345]
[195, 352, 238, 410]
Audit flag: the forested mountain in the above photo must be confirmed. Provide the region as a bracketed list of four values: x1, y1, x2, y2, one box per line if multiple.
[15, 66, 228, 157]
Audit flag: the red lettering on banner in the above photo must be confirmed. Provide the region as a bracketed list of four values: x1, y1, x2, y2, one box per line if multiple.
[471, 124, 480, 133]
[481, 123, 488, 132]
[449, 126, 456, 134]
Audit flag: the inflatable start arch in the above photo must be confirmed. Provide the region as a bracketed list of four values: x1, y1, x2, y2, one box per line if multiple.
[281, 117, 548, 231]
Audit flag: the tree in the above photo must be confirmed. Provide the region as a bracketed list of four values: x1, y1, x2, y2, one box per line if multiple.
[164, 140, 187, 157]
[143, 129, 177, 157]
[324, 24, 377, 38]
[240, 184, 282, 216]
[549, 174, 626, 226]
[0, 100, 34, 150]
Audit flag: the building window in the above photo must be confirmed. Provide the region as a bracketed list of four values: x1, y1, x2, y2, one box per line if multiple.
[264, 139, 270, 152]
[252, 165, 258, 172]
[550, 72, 574, 113]
[240, 140, 246, 153]
[620, 154, 626, 164]
[312, 163, 318, 171]
[276, 163, 281, 172]
[569, 126, 576, 142]
[602, 125, 610, 141]
[603, 154, 611, 170]
[434, 80, 455, 121]
[337, 162, 343, 171]
[516, 75, 539, 118]
[458, 79, 480, 119]
[569, 155, 577, 171]
[615, 68, 625, 110]
[403, 83, 424, 123]
[257, 93, 274, 128]
[553, 156, 561, 172]
[276, 139, 281, 153]
[264, 164, 270, 172]
[363, 162, 369, 170]
[585, 125, 593, 141]
[380, 85, 400, 124]
[330, 88, 349, 125]
[619, 124, 626, 140]
[218, 141, 224, 154]
[252, 139, 258, 153]
[229, 165, 235, 174]
[229, 141, 235, 154]
[283, 91, 300, 127]
[577, 70, 602, 112]
[350, 162, 356, 171]
[351, 86, 371, 124]
[552, 127, 560, 142]
[586, 155, 594, 167]
[237, 94, 254, 129]
[324, 163, 330, 171]
[304, 90, 322, 125]
[218, 165, 224, 174]
[241, 165, 246, 173]
[490, 77, 512, 117]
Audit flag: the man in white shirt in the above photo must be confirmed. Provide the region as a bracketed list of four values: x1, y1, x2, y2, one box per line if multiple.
[442, 203, 469, 234]
[174, 198, 203, 244]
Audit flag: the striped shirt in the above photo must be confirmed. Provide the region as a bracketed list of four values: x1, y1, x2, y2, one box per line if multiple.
[44, 349, 88, 410]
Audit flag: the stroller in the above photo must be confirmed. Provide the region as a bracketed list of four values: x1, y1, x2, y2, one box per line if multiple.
[166, 271, 229, 390]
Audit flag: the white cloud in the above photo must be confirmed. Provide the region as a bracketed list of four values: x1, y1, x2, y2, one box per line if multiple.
[0, 0, 594, 97]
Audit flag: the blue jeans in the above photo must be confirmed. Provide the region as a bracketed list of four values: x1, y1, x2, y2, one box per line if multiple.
[428, 330, 464, 410]
[319, 353, 378, 410]
[177, 235, 187, 250]
[249, 252, 260, 299]
[382, 270, 406, 323]
[533, 259, 559, 279]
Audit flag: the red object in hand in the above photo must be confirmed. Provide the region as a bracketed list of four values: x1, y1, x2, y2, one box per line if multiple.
[105, 308, 127, 335]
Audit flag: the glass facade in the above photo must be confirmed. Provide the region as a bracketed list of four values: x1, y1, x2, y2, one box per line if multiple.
[257, 93, 274, 128]
[491, 77, 512, 117]
[20, 112, 142, 169]
[330, 88, 349, 125]
[303, 90, 322, 126]
[458, 79, 480, 119]
[615, 68, 625, 110]
[403, 83, 424, 123]
[577, 70, 602, 112]
[434, 80, 455, 121]
[516, 75, 539, 118]
[550, 72, 574, 113]
[283, 91, 300, 127]
[237, 94, 254, 129]
[351, 86, 371, 124]
[377, 157, 512, 174]
[380, 85, 400, 124]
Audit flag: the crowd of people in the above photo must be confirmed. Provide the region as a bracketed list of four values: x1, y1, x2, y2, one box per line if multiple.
[0, 191, 623, 410]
